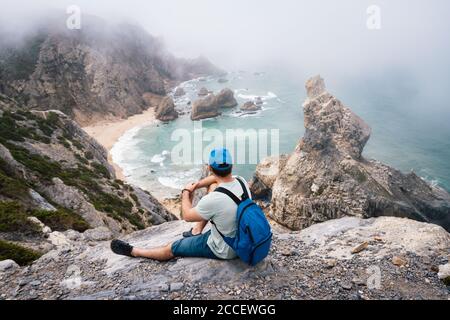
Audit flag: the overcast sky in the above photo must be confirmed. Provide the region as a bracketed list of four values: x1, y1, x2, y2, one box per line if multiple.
[1, 0, 450, 82]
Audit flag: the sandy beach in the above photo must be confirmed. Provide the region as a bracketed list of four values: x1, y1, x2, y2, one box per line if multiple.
[83, 108, 157, 181]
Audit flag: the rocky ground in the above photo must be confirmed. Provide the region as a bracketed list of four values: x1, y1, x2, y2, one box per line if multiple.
[1, 217, 448, 300]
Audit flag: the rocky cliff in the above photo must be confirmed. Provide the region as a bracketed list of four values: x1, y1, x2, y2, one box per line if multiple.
[0, 15, 223, 126]
[251, 76, 450, 232]
[0, 216, 448, 300]
[0, 102, 175, 263]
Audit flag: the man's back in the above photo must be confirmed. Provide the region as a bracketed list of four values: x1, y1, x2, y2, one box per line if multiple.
[195, 176, 252, 259]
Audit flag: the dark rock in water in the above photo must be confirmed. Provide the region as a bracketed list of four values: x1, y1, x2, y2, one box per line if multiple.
[214, 88, 238, 108]
[155, 97, 178, 122]
[218, 78, 229, 83]
[173, 87, 186, 97]
[191, 88, 237, 120]
[191, 94, 221, 120]
[198, 87, 210, 96]
[241, 101, 261, 112]
[251, 75, 450, 232]
[255, 96, 264, 106]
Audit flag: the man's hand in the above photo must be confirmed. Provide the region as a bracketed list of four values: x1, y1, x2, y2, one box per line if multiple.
[184, 182, 198, 193]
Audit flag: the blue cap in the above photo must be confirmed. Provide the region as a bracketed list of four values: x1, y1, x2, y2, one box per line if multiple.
[208, 148, 233, 171]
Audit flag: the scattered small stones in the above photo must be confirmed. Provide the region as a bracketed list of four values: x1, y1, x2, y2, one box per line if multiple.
[351, 242, 369, 254]
[392, 256, 408, 267]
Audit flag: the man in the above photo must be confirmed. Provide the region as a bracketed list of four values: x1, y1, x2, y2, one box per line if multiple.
[110, 147, 251, 261]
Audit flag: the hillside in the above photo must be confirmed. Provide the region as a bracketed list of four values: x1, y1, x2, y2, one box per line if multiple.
[0, 100, 175, 263]
[0, 15, 223, 126]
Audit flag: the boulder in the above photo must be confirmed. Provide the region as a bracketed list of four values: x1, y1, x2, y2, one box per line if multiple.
[190, 88, 238, 120]
[218, 78, 229, 83]
[240, 101, 260, 112]
[155, 97, 178, 122]
[173, 87, 186, 97]
[438, 264, 450, 284]
[83, 227, 114, 242]
[215, 88, 238, 108]
[250, 155, 288, 200]
[264, 75, 450, 231]
[198, 87, 210, 96]
[191, 94, 221, 121]
[0, 260, 19, 272]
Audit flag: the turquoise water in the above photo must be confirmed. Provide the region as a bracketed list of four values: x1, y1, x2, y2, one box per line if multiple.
[111, 71, 450, 199]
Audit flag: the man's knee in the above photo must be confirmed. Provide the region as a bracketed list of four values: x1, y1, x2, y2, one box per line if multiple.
[166, 243, 175, 258]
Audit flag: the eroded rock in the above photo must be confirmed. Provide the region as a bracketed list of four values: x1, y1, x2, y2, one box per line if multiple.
[264, 75, 450, 231]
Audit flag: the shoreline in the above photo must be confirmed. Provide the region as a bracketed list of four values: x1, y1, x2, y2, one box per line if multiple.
[83, 108, 157, 181]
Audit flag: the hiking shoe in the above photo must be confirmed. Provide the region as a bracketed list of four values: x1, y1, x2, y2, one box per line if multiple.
[182, 228, 201, 238]
[110, 239, 134, 257]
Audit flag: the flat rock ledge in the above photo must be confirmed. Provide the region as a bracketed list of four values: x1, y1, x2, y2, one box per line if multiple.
[0, 217, 449, 300]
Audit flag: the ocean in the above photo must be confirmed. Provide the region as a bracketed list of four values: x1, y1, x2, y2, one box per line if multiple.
[111, 70, 450, 199]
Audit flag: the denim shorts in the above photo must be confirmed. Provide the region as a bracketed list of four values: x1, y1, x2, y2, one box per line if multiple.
[171, 230, 220, 260]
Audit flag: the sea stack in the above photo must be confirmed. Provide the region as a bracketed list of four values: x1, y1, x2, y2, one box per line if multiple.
[155, 97, 179, 121]
[251, 75, 450, 231]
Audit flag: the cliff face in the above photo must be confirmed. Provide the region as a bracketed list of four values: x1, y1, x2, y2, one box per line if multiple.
[251, 76, 450, 232]
[0, 217, 448, 300]
[0, 16, 223, 126]
[0, 102, 175, 258]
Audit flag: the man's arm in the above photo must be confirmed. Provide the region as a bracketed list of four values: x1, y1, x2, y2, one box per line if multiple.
[181, 186, 205, 222]
[195, 174, 218, 190]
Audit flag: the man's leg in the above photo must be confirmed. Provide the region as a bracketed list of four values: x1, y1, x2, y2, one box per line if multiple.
[131, 244, 174, 261]
[191, 183, 218, 235]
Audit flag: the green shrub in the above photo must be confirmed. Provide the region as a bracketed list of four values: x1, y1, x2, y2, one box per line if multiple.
[0, 201, 41, 234]
[57, 136, 71, 149]
[5, 142, 62, 181]
[0, 240, 42, 266]
[75, 154, 89, 165]
[130, 193, 140, 206]
[84, 151, 94, 160]
[31, 208, 90, 232]
[92, 162, 111, 179]
[72, 140, 84, 151]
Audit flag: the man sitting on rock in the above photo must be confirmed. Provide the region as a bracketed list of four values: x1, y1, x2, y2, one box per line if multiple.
[110, 148, 251, 261]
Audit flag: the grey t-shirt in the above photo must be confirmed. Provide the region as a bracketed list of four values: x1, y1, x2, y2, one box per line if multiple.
[195, 176, 252, 259]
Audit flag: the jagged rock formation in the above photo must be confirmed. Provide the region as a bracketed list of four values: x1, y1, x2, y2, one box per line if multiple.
[0, 107, 175, 259]
[191, 95, 221, 120]
[214, 88, 238, 108]
[0, 216, 448, 300]
[240, 101, 261, 112]
[0, 15, 223, 126]
[251, 76, 450, 232]
[191, 88, 238, 120]
[155, 97, 178, 122]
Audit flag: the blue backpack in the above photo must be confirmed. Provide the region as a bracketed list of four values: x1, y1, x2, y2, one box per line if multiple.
[213, 177, 272, 266]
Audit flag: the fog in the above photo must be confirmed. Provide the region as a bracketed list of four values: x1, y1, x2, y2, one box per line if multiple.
[1, 0, 450, 96]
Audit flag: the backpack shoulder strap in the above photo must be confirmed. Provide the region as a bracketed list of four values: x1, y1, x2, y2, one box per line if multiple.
[215, 187, 241, 205]
[235, 176, 250, 200]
